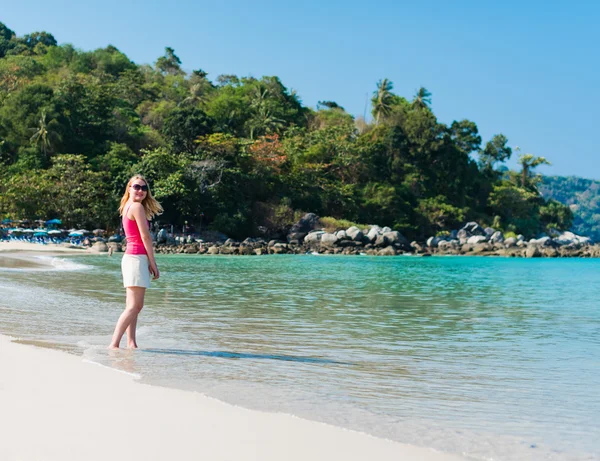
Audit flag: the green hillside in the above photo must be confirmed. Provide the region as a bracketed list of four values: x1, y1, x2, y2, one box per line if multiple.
[540, 176, 600, 241]
[0, 21, 573, 239]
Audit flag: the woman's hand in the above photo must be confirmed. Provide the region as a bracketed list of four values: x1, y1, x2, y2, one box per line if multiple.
[149, 261, 160, 280]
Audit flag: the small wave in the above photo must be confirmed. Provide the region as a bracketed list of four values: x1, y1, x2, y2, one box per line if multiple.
[34, 256, 92, 271]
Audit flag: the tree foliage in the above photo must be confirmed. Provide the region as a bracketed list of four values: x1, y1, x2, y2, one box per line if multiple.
[0, 21, 568, 239]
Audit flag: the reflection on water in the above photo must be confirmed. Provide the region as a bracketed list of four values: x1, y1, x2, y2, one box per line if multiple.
[1, 254, 599, 461]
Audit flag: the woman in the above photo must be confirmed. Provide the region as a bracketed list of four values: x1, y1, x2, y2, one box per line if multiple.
[109, 175, 163, 349]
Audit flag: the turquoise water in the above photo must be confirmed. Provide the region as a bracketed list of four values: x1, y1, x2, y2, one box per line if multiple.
[1, 254, 599, 460]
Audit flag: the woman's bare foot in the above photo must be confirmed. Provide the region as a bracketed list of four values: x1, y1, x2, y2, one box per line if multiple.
[108, 344, 120, 350]
[127, 343, 138, 349]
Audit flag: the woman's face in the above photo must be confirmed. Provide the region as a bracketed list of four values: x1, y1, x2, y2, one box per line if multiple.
[129, 179, 148, 203]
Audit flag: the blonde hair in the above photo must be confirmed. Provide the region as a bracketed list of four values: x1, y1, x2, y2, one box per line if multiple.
[118, 174, 164, 220]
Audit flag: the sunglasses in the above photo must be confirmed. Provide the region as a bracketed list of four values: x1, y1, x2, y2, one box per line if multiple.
[131, 184, 148, 192]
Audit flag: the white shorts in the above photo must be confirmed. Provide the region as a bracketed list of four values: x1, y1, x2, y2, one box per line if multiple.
[122, 254, 151, 288]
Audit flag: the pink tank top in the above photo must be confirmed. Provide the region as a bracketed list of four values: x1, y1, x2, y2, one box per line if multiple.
[123, 203, 150, 255]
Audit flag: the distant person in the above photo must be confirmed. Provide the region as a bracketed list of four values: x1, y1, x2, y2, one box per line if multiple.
[108, 246, 113, 257]
[109, 174, 163, 349]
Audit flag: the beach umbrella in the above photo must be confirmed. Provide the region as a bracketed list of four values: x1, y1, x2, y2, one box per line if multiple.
[23, 229, 35, 233]
[46, 219, 62, 225]
[92, 229, 105, 235]
[69, 231, 84, 237]
[48, 230, 62, 235]
[34, 231, 48, 237]
[77, 229, 90, 234]
[1, 219, 12, 224]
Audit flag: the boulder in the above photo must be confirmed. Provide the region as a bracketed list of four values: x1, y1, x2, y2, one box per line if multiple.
[543, 247, 559, 257]
[336, 230, 348, 240]
[346, 226, 364, 242]
[107, 242, 121, 252]
[381, 226, 392, 234]
[426, 236, 440, 248]
[526, 246, 542, 258]
[207, 246, 220, 255]
[289, 213, 320, 234]
[254, 248, 265, 256]
[304, 231, 325, 245]
[320, 233, 339, 247]
[460, 222, 486, 237]
[91, 241, 108, 253]
[484, 227, 495, 237]
[467, 235, 488, 245]
[367, 226, 382, 242]
[504, 237, 517, 248]
[183, 244, 198, 254]
[287, 232, 306, 242]
[272, 243, 289, 254]
[490, 231, 504, 244]
[378, 246, 397, 256]
[472, 243, 491, 254]
[383, 231, 408, 246]
[374, 234, 388, 247]
[554, 231, 592, 246]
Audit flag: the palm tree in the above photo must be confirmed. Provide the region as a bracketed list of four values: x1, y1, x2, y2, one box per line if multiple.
[412, 87, 432, 110]
[30, 111, 60, 159]
[247, 86, 284, 139]
[181, 83, 206, 106]
[519, 153, 551, 188]
[371, 79, 394, 125]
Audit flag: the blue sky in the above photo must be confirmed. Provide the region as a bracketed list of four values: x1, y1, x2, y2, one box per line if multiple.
[2, 0, 599, 178]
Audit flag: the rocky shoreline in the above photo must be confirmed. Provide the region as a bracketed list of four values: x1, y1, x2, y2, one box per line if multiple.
[99, 214, 600, 258]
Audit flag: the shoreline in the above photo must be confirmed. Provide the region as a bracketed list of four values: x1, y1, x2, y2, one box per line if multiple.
[0, 241, 91, 254]
[0, 333, 465, 461]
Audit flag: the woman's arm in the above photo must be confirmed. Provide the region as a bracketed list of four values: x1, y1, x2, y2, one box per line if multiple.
[130, 202, 159, 279]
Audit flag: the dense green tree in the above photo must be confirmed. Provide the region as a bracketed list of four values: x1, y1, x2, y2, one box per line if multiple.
[0, 21, 578, 239]
[478, 134, 512, 172]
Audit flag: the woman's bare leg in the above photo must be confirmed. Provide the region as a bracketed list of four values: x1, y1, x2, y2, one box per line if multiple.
[126, 314, 139, 349]
[109, 287, 145, 349]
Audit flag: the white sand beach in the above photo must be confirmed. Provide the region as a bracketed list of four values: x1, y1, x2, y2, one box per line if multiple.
[0, 241, 90, 253]
[0, 334, 466, 461]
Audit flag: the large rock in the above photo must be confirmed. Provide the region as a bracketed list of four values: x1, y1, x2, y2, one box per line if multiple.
[91, 241, 108, 253]
[289, 213, 320, 235]
[107, 242, 121, 252]
[426, 236, 439, 248]
[272, 243, 289, 254]
[504, 237, 517, 248]
[207, 246, 220, 255]
[378, 246, 397, 256]
[367, 226, 382, 243]
[467, 235, 488, 245]
[554, 231, 592, 246]
[490, 231, 504, 244]
[320, 233, 339, 247]
[304, 231, 325, 245]
[383, 231, 408, 246]
[460, 222, 486, 237]
[374, 234, 388, 247]
[336, 230, 348, 240]
[346, 226, 364, 242]
[484, 227, 496, 237]
[287, 232, 307, 242]
[526, 246, 542, 258]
